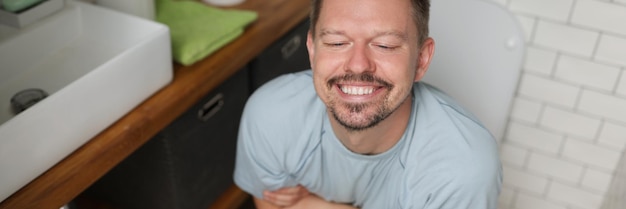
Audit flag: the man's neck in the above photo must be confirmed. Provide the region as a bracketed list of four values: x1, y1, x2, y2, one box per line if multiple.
[329, 96, 413, 155]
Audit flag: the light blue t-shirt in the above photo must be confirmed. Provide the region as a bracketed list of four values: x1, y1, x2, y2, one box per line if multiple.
[234, 70, 502, 209]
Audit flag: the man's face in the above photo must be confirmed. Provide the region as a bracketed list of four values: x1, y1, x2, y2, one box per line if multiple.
[307, 0, 426, 131]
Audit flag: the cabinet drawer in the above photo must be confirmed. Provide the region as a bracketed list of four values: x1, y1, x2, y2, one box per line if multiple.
[84, 68, 250, 209]
[249, 18, 311, 90]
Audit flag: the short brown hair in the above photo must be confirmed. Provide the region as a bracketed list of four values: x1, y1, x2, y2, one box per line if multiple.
[309, 0, 430, 45]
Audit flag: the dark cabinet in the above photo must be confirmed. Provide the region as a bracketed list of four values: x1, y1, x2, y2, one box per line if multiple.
[80, 18, 312, 209]
[84, 68, 250, 209]
[249, 19, 311, 91]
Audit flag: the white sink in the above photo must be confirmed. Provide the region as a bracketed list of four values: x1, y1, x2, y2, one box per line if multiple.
[0, 1, 172, 202]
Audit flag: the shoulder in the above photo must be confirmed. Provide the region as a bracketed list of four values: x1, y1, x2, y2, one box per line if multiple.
[400, 82, 502, 207]
[414, 82, 483, 124]
[411, 82, 496, 149]
[409, 82, 500, 172]
[235, 70, 326, 196]
[246, 70, 316, 110]
[239, 69, 326, 156]
[243, 70, 322, 126]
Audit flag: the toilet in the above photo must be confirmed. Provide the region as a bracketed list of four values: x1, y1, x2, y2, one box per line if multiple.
[422, 0, 525, 142]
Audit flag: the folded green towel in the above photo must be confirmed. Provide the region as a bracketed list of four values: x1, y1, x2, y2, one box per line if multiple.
[156, 0, 257, 66]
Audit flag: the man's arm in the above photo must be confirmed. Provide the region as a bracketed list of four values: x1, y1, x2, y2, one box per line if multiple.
[253, 197, 282, 209]
[253, 186, 358, 209]
[261, 185, 309, 207]
[254, 196, 358, 209]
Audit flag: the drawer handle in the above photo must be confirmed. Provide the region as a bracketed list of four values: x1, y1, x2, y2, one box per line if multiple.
[281, 35, 302, 59]
[198, 93, 224, 121]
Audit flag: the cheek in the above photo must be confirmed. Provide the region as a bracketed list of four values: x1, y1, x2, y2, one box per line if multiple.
[314, 52, 345, 68]
[311, 52, 346, 84]
[312, 76, 334, 105]
[374, 54, 416, 80]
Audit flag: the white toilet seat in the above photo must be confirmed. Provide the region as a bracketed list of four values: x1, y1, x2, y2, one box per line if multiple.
[423, 0, 525, 141]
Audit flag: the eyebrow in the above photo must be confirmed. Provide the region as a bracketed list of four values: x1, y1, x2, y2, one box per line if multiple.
[318, 29, 346, 37]
[376, 30, 408, 41]
[318, 28, 408, 41]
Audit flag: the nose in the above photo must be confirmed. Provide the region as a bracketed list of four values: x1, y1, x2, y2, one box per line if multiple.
[345, 43, 373, 73]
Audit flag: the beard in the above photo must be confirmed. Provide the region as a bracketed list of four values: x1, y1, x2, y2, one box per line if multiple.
[325, 73, 401, 132]
[329, 99, 393, 132]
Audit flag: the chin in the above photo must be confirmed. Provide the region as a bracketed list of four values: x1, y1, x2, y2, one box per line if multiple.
[330, 103, 390, 132]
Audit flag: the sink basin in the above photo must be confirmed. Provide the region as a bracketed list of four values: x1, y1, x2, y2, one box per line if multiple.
[0, 1, 172, 202]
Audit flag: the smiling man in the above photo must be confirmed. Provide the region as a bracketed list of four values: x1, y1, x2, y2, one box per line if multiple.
[233, 0, 502, 208]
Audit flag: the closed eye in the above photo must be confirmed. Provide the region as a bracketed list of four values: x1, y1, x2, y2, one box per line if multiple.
[324, 42, 347, 47]
[376, 45, 398, 50]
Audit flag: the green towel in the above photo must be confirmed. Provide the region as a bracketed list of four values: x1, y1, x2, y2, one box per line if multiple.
[156, 0, 257, 66]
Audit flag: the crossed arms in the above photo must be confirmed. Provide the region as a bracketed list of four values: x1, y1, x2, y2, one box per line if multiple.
[254, 185, 358, 209]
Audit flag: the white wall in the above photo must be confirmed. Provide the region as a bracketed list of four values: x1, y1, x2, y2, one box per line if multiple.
[483, 0, 626, 208]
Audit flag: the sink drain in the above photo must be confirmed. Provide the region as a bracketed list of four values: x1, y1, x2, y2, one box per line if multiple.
[11, 88, 49, 114]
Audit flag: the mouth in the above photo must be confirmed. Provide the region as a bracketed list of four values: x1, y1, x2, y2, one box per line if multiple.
[339, 85, 379, 96]
[328, 73, 392, 96]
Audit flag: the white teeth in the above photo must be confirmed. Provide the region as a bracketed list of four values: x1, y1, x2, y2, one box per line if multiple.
[340, 86, 375, 95]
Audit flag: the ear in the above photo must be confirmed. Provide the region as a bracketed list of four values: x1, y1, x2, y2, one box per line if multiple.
[414, 37, 435, 82]
[306, 31, 315, 67]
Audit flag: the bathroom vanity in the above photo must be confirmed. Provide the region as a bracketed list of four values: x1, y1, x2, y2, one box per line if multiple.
[0, 0, 310, 208]
[82, 17, 311, 209]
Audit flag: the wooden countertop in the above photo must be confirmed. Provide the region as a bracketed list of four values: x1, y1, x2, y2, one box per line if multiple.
[0, 0, 310, 208]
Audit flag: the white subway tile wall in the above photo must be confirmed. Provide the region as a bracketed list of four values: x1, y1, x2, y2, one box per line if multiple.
[562, 138, 621, 170]
[518, 74, 579, 108]
[598, 121, 626, 150]
[509, 0, 574, 22]
[581, 168, 613, 193]
[540, 107, 602, 139]
[571, 0, 626, 35]
[554, 55, 620, 92]
[548, 182, 603, 209]
[481, 0, 626, 208]
[516, 193, 568, 209]
[596, 34, 626, 66]
[525, 47, 558, 75]
[579, 90, 626, 123]
[618, 72, 626, 96]
[501, 143, 529, 167]
[499, 187, 516, 209]
[506, 122, 564, 154]
[510, 97, 543, 123]
[527, 152, 584, 183]
[534, 21, 599, 57]
[503, 165, 550, 194]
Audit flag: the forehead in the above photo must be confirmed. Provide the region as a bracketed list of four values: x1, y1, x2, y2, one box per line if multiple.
[316, 0, 416, 38]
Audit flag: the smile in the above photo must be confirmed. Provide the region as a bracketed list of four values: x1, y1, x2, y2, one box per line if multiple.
[339, 85, 377, 95]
